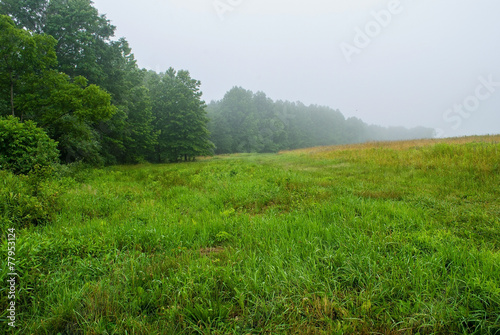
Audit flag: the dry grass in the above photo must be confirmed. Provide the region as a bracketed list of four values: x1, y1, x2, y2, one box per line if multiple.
[282, 135, 500, 156]
[199, 246, 225, 256]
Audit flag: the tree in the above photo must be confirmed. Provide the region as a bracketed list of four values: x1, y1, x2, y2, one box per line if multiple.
[18, 72, 117, 163]
[0, 14, 56, 118]
[0, 13, 121, 164]
[0, 0, 49, 33]
[146, 69, 214, 162]
[207, 102, 233, 155]
[214, 87, 259, 153]
[1, 0, 115, 86]
[0, 16, 116, 163]
[1, 1, 129, 99]
[119, 86, 157, 163]
[43, 0, 115, 85]
[207, 87, 437, 153]
[2, 2, 162, 164]
[96, 43, 157, 164]
[174, 69, 214, 161]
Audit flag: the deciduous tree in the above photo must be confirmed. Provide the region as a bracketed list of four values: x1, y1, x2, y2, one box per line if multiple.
[0, 14, 56, 118]
[146, 69, 213, 162]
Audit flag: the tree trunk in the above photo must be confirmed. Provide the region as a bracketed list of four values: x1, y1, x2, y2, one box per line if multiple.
[10, 72, 14, 117]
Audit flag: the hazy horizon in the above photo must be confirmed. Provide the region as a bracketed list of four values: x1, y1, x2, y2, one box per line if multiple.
[91, 0, 500, 138]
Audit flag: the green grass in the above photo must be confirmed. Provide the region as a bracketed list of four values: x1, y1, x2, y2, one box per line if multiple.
[1, 136, 500, 334]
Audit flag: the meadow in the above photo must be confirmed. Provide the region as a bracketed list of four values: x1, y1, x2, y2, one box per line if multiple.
[1, 136, 500, 334]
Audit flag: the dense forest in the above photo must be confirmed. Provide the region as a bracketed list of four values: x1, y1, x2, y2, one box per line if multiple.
[207, 87, 434, 154]
[1, 0, 434, 171]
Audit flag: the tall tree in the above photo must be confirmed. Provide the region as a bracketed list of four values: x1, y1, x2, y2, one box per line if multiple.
[96, 41, 157, 164]
[0, 14, 56, 118]
[44, 0, 115, 85]
[0, 16, 116, 163]
[146, 69, 213, 162]
[215, 87, 259, 153]
[1, 0, 115, 86]
[0, 0, 49, 33]
[18, 71, 117, 163]
[2, 1, 160, 164]
[207, 87, 436, 153]
[119, 85, 157, 163]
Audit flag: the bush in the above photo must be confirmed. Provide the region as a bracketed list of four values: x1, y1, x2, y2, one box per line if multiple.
[0, 167, 63, 230]
[0, 116, 60, 174]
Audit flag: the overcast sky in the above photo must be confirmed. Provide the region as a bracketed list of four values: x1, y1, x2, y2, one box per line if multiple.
[91, 0, 500, 137]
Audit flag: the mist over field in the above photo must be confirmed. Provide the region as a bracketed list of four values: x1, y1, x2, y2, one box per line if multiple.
[3, 0, 500, 162]
[92, 0, 500, 138]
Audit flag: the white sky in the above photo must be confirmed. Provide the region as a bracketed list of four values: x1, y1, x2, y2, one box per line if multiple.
[91, 0, 500, 137]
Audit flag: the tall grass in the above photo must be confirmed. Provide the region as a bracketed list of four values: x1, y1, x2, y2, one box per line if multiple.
[1, 136, 499, 334]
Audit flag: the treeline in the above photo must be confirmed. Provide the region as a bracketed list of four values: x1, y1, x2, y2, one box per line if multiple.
[0, 0, 212, 168]
[207, 87, 435, 154]
[1, 0, 435, 172]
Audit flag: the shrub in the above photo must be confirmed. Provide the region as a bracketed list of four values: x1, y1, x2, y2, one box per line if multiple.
[0, 167, 63, 230]
[0, 116, 59, 175]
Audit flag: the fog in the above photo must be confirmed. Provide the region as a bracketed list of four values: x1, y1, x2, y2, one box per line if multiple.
[91, 0, 500, 138]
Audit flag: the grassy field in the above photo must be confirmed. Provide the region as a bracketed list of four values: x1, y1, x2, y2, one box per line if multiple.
[1, 136, 500, 334]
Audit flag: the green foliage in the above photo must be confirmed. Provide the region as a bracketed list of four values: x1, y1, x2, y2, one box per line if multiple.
[0, 14, 118, 165]
[215, 231, 233, 244]
[208, 87, 436, 154]
[0, 2, 497, 332]
[0, 116, 59, 174]
[17, 71, 117, 164]
[2, 2, 158, 165]
[0, 14, 57, 117]
[146, 68, 214, 162]
[1, 2, 436, 168]
[41, 0, 116, 85]
[0, 166, 63, 231]
[1, 136, 499, 334]
[0, 0, 49, 33]
[111, 85, 158, 164]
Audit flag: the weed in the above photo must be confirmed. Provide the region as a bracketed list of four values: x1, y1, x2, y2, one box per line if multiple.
[1, 135, 499, 334]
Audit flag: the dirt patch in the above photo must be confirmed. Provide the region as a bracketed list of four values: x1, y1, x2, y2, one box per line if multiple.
[199, 246, 225, 256]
